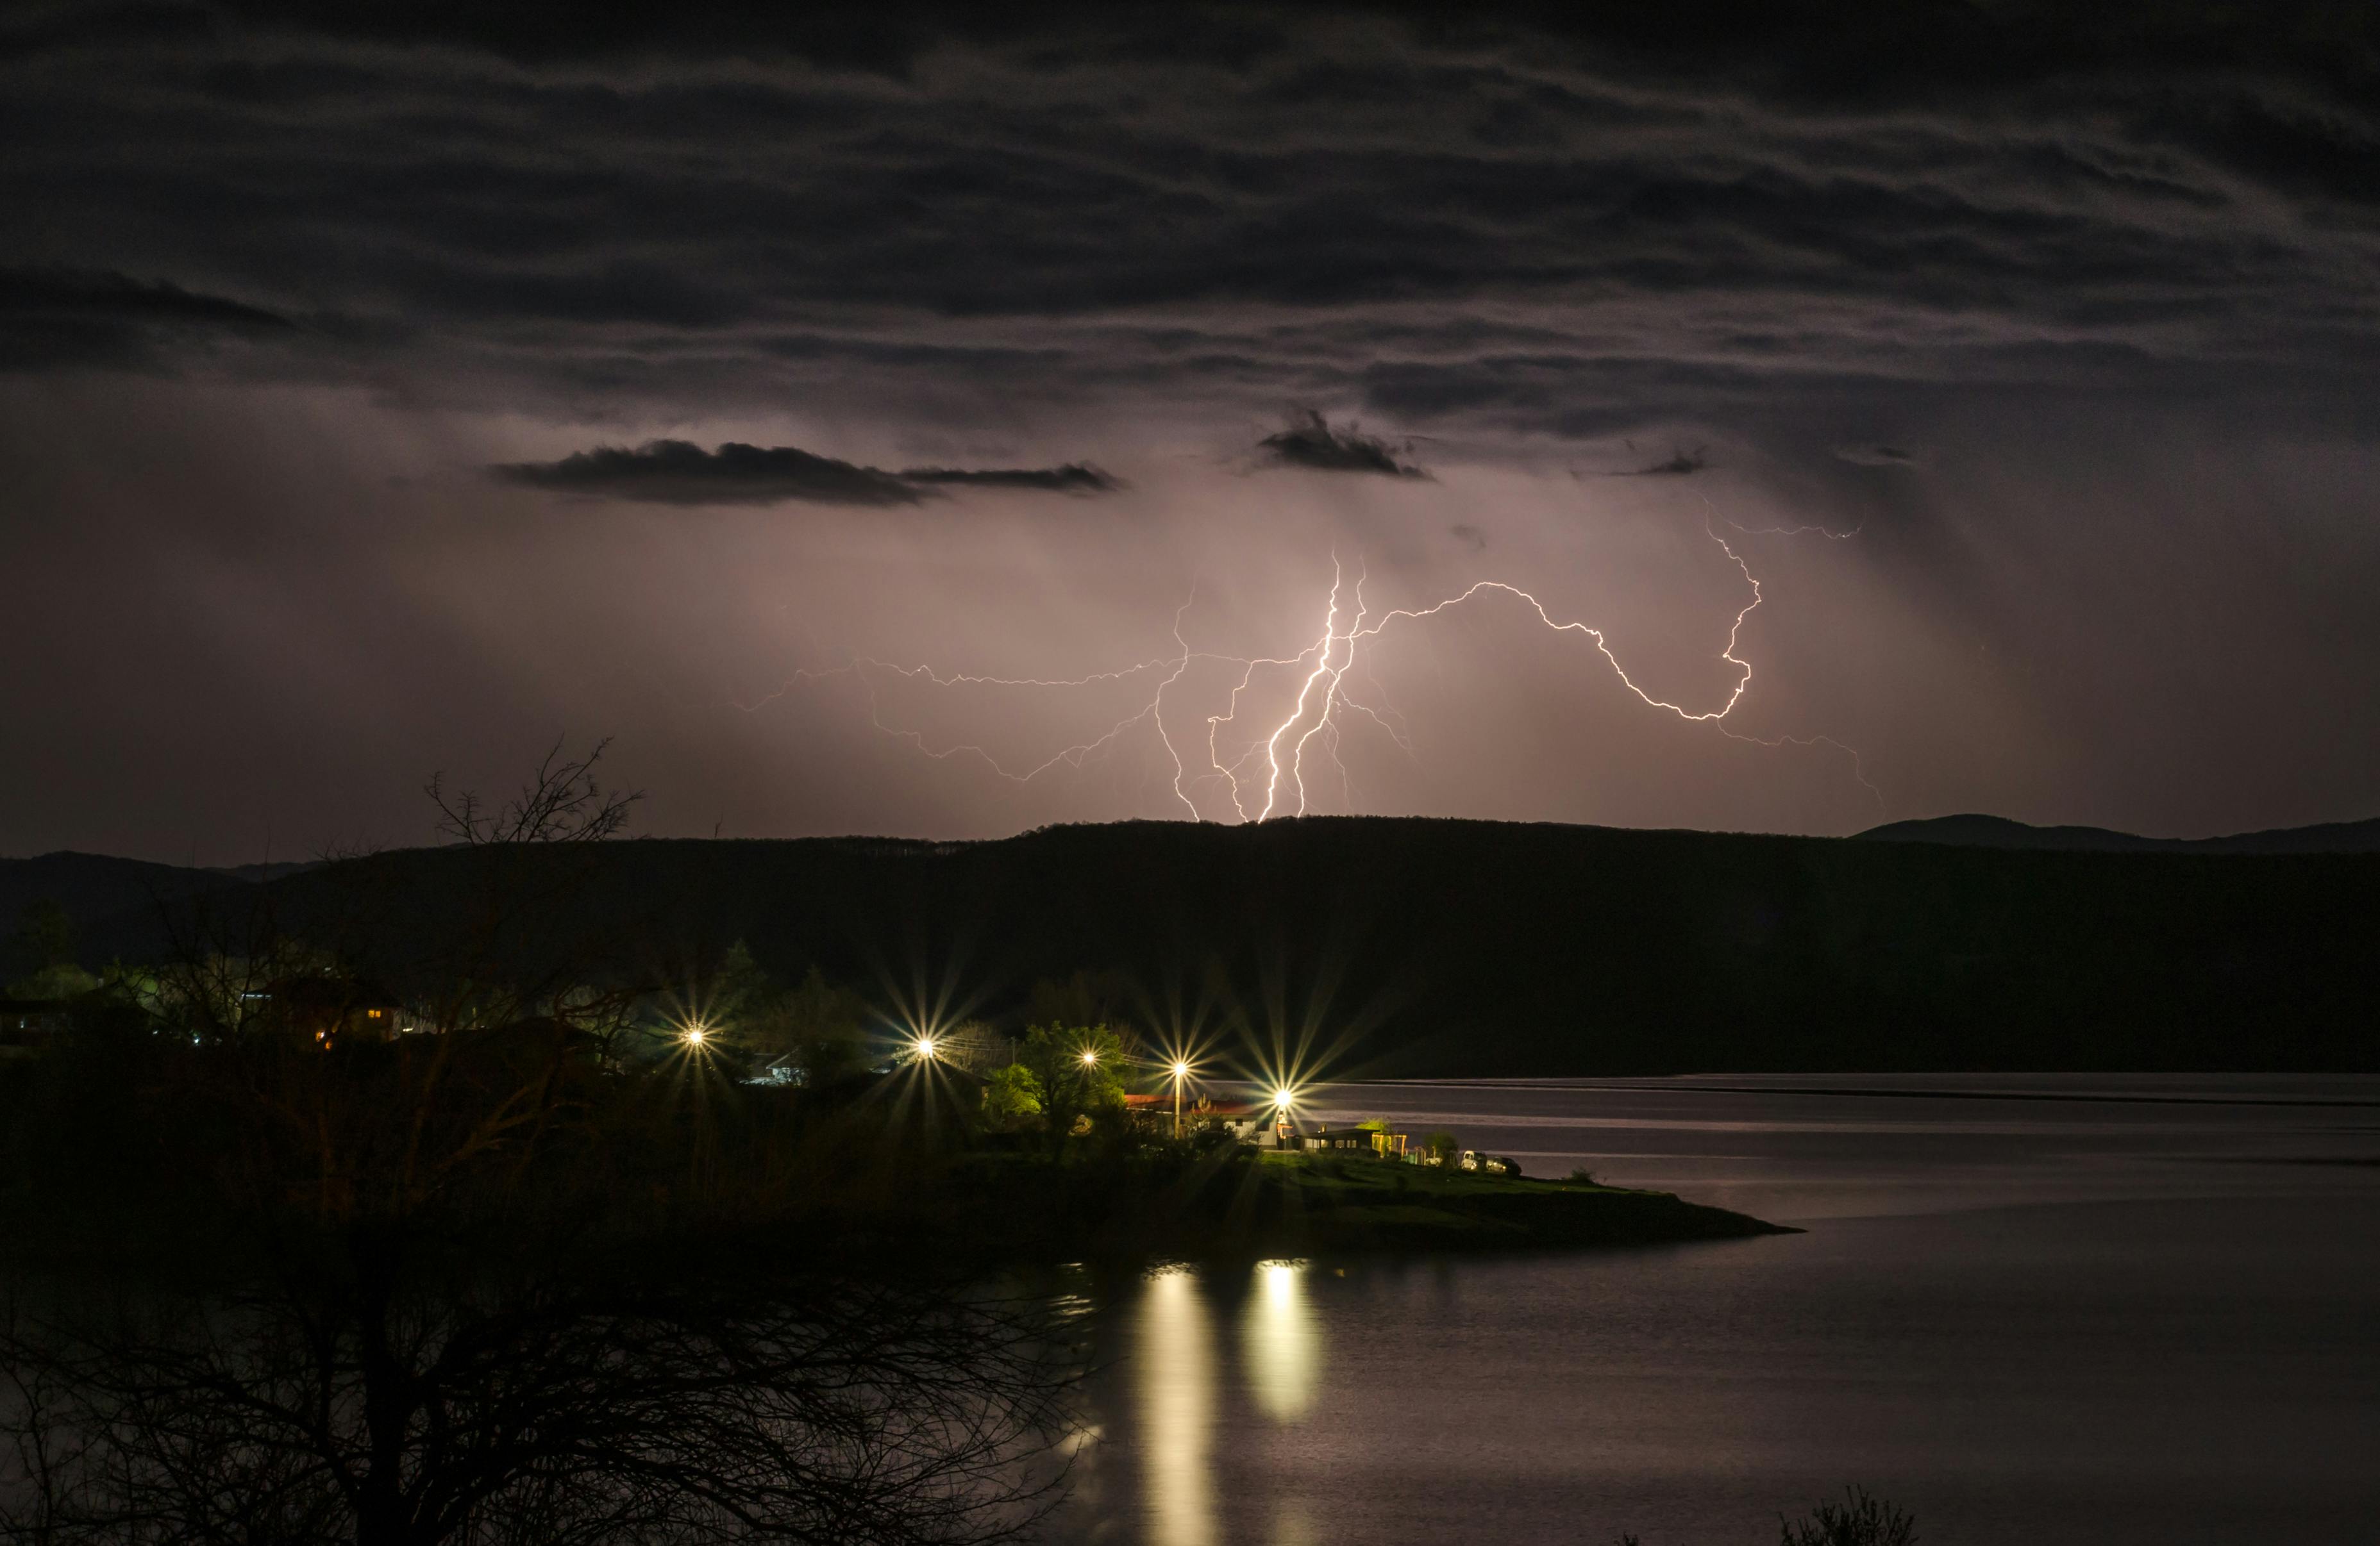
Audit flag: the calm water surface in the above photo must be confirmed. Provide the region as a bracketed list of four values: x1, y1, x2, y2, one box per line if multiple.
[1055, 1075, 2380, 1545]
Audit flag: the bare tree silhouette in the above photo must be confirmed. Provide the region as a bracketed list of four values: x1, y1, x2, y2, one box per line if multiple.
[3, 748, 1071, 1546]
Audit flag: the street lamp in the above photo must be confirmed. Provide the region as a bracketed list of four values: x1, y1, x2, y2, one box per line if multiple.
[683, 1022, 708, 1047]
[1170, 1059, 1191, 1139]
[1080, 1049, 1099, 1067]
[914, 1036, 937, 1062]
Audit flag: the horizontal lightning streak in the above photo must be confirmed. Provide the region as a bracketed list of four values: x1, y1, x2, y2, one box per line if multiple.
[733, 505, 1881, 820]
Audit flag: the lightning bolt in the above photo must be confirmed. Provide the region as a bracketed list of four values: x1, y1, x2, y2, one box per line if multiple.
[734, 504, 1882, 820]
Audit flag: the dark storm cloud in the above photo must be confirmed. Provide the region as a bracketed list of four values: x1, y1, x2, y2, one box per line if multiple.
[492, 440, 1122, 506]
[1614, 445, 1710, 478]
[495, 441, 925, 506]
[900, 463, 1122, 494]
[1834, 445, 1920, 467]
[0, 267, 292, 369]
[8, 2, 2380, 858]
[1255, 410, 1429, 478]
[0, 269, 289, 331]
[5, 2, 2374, 442]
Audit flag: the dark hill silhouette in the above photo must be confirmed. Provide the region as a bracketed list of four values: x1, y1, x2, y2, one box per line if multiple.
[40, 817, 2370, 1078]
[1857, 812, 2380, 854]
[1, 850, 254, 945]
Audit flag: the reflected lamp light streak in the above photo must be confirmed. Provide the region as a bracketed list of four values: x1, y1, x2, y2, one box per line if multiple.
[1137, 1269, 1218, 1546]
[1244, 1261, 1320, 1421]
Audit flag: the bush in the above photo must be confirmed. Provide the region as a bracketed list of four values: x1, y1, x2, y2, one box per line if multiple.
[1781, 1486, 1916, 1546]
[1567, 1166, 1597, 1186]
[1609, 1486, 1915, 1545]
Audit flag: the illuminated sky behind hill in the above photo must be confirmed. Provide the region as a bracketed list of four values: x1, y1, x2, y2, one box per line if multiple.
[5, 3, 2378, 861]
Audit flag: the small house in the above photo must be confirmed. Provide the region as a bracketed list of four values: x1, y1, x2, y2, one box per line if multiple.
[1195, 1097, 1266, 1143]
[253, 977, 412, 1049]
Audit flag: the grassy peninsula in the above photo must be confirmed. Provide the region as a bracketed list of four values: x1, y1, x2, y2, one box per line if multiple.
[839, 1143, 1791, 1266]
[1230, 1152, 1793, 1254]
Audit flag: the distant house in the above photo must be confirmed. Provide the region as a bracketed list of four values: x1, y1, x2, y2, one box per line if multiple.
[253, 977, 412, 1049]
[1275, 1122, 1411, 1156]
[1124, 1093, 1266, 1142]
[0, 999, 72, 1060]
[1196, 1099, 1265, 1142]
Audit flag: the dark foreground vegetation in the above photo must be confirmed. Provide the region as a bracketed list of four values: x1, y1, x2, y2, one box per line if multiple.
[1619, 1485, 1919, 1546]
[0, 1006, 1779, 1543]
[0, 763, 1078, 1546]
[1, 751, 1785, 1546]
[2, 1021, 1077, 1546]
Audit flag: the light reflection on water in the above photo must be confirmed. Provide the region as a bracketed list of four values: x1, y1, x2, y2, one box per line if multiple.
[1243, 1262, 1319, 1421]
[1130, 1260, 1323, 1546]
[1135, 1269, 1215, 1546]
[1070, 1075, 2380, 1546]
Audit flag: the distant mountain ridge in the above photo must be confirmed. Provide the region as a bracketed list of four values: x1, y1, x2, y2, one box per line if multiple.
[8, 819, 2373, 1075]
[0, 851, 253, 944]
[1856, 813, 2380, 854]
[13, 816, 2376, 1077]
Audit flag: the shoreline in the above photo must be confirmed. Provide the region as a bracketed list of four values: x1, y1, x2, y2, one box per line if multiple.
[925, 1149, 1795, 1268]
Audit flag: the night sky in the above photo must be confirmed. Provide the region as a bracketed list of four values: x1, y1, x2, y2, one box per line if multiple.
[6, 3, 2379, 861]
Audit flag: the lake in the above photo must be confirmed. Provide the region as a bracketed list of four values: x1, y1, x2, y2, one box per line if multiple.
[1054, 1075, 2380, 1544]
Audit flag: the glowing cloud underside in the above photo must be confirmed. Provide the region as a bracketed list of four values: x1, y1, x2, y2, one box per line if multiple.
[739, 509, 1878, 820]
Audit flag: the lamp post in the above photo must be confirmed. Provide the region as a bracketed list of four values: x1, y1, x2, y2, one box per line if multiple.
[1170, 1060, 1190, 1139]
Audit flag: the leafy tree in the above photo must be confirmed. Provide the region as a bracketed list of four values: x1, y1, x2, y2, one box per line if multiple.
[708, 939, 775, 1032]
[5, 902, 94, 1000]
[1015, 1025, 1126, 1148]
[3, 963, 99, 1003]
[710, 953, 873, 1086]
[12, 901, 72, 972]
[981, 1064, 1046, 1132]
[1423, 1131, 1460, 1167]
[779, 966, 874, 1085]
[1023, 970, 1137, 1046]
